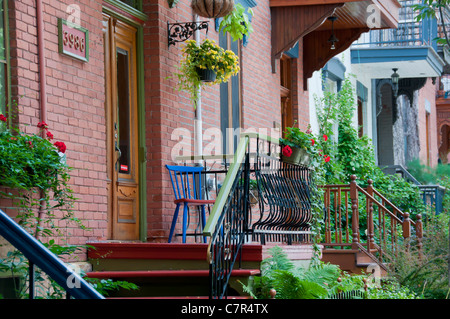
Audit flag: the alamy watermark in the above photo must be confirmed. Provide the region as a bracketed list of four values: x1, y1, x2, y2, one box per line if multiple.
[66, 4, 81, 27]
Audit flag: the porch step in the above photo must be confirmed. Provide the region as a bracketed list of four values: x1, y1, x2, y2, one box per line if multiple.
[107, 296, 253, 299]
[87, 242, 263, 271]
[86, 269, 261, 279]
[321, 248, 388, 276]
[86, 242, 263, 298]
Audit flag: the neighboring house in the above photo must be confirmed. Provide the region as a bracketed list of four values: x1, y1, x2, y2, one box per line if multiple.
[310, 0, 449, 171]
[0, 0, 407, 298]
[350, 0, 449, 169]
[437, 74, 450, 163]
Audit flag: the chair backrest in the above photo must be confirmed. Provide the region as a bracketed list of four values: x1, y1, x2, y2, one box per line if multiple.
[165, 165, 205, 200]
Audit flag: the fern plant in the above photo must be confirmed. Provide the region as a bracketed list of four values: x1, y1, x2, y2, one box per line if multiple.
[243, 246, 367, 299]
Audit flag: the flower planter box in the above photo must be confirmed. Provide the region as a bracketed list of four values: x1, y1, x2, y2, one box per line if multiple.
[281, 146, 310, 166]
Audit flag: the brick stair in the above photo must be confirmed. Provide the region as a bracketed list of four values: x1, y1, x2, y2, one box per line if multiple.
[86, 242, 263, 299]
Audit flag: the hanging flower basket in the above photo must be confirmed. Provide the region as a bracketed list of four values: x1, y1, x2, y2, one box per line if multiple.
[174, 39, 240, 108]
[191, 0, 235, 18]
[196, 67, 217, 82]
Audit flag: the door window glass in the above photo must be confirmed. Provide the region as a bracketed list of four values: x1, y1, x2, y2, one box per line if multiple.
[116, 47, 131, 175]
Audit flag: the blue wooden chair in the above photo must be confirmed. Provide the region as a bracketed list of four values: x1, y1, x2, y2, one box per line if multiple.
[166, 165, 215, 243]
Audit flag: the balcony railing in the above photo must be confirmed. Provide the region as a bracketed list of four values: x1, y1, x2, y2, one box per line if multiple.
[354, 0, 440, 49]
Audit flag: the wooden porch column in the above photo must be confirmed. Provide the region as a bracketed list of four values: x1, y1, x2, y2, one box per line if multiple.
[402, 212, 411, 251]
[365, 179, 375, 252]
[349, 175, 359, 249]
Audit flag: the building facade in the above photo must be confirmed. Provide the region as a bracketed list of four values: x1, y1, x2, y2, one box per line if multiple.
[0, 0, 400, 261]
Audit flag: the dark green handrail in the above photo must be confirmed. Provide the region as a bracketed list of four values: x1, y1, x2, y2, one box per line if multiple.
[0, 209, 104, 299]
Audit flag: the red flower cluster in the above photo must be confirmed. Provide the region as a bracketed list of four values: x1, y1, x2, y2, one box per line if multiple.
[36, 121, 66, 153]
[282, 145, 293, 157]
[0, 114, 7, 122]
[37, 121, 48, 129]
[54, 141, 66, 153]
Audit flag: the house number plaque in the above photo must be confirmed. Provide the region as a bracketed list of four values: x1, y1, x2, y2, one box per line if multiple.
[58, 18, 89, 62]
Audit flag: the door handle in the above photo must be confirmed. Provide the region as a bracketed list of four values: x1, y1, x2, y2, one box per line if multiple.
[115, 141, 122, 171]
[115, 141, 122, 159]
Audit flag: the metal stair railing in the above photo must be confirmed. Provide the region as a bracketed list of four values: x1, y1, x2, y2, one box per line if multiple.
[202, 132, 315, 299]
[203, 135, 251, 299]
[0, 209, 104, 299]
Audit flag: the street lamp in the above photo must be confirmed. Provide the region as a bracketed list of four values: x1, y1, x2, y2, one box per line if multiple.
[391, 68, 399, 97]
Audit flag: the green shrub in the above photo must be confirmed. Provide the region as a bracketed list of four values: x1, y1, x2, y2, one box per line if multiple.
[315, 77, 426, 217]
[367, 280, 419, 299]
[386, 213, 449, 299]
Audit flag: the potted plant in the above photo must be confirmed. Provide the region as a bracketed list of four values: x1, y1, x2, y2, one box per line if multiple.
[175, 38, 240, 108]
[218, 3, 254, 42]
[280, 125, 331, 166]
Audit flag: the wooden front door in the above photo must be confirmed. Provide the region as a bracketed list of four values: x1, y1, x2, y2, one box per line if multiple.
[103, 14, 140, 240]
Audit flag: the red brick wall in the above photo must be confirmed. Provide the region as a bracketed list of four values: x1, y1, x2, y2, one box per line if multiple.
[2, 0, 311, 251]
[241, 1, 279, 131]
[143, 0, 310, 242]
[5, 0, 107, 254]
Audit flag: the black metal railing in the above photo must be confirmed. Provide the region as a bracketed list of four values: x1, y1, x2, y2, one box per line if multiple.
[203, 136, 251, 299]
[0, 209, 104, 299]
[198, 133, 314, 299]
[252, 152, 313, 245]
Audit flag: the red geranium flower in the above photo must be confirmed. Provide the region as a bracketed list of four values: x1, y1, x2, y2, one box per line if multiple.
[27, 140, 33, 148]
[46, 131, 54, 140]
[0, 114, 7, 122]
[311, 139, 315, 146]
[323, 134, 328, 141]
[54, 141, 66, 153]
[37, 121, 48, 129]
[324, 155, 331, 162]
[282, 145, 293, 157]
